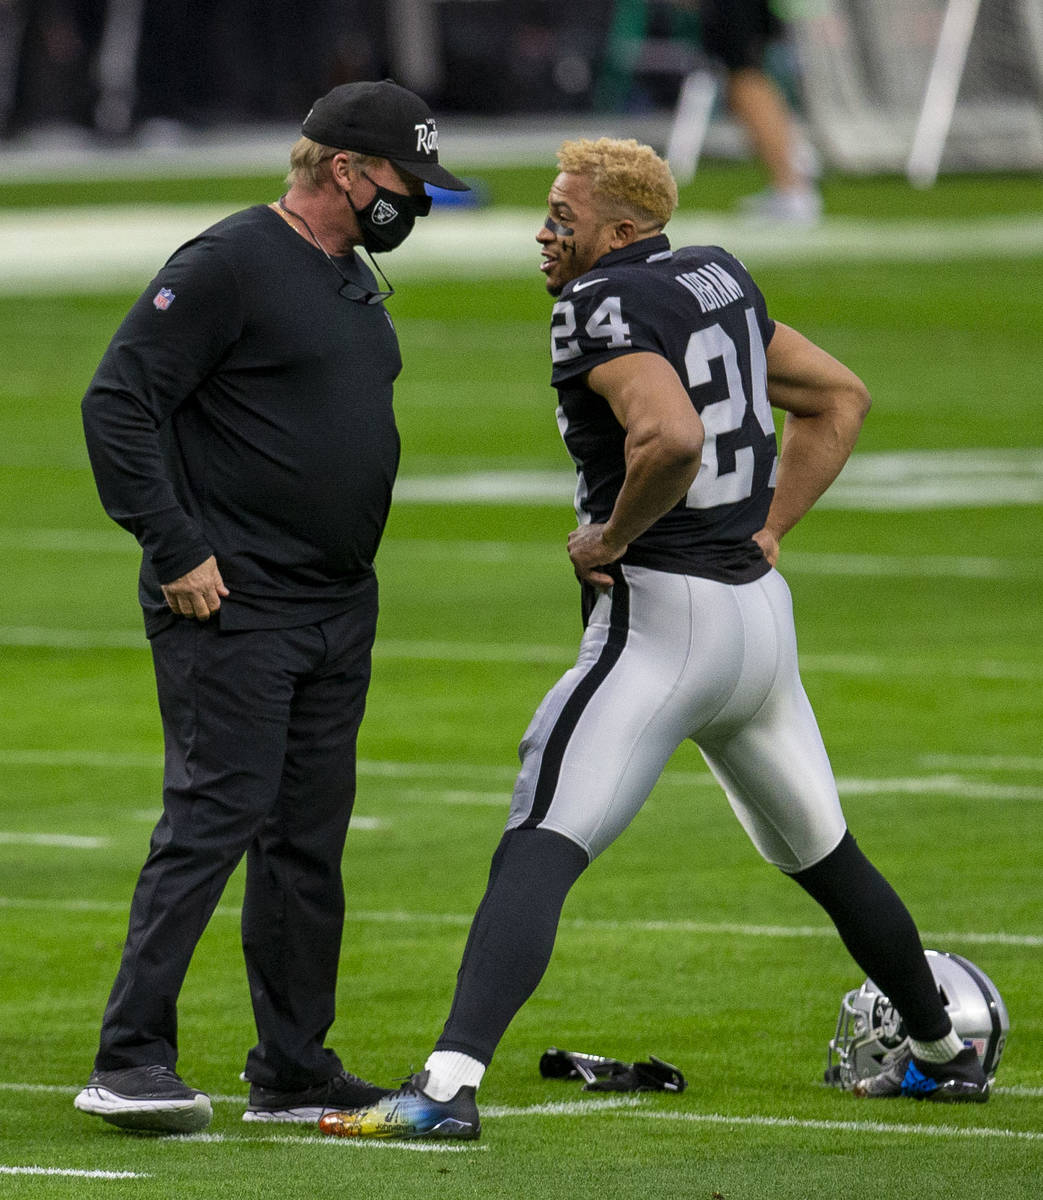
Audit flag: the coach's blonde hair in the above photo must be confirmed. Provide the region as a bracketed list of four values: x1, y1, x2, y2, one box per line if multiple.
[556, 137, 678, 229]
[286, 137, 385, 190]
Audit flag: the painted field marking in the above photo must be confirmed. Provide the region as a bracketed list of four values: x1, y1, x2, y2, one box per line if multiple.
[6, 895, 1035, 948]
[1, 749, 1036, 787]
[2, 449, 1042, 511]
[5, 529, 1038, 582]
[484, 1096, 645, 1117]
[368, 641, 1037, 686]
[392, 788, 514, 807]
[391, 775, 1043, 802]
[390, 449, 1043, 510]
[796, 653, 1039, 682]
[355, 776, 1043, 805]
[0, 832, 108, 848]
[835, 776, 1043, 802]
[0, 1165, 149, 1179]
[1, 628, 1037, 685]
[1, 746, 1037, 807]
[127, 810, 401, 829]
[0, 627, 145, 649]
[364, 760, 515, 782]
[0, 530, 135, 554]
[920, 754, 1043, 772]
[557, 916, 1043, 950]
[781, 552, 1033, 579]
[0, 750, 499, 774]
[163, 1132, 485, 1153]
[0, 749, 160, 768]
[4, 1084, 1040, 1151]
[627, 1109, 1043, 1142]
[4, 206, 1043, 297]
[4, 1080, 1036, 1113]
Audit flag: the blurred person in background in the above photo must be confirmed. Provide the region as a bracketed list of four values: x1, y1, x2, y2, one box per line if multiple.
[0, 0, 389, 141]
[133, 0, 388, 138]
[0, 0, 104, 138]
[689, 0, 821, 223]
[74, 80, 467, 1135]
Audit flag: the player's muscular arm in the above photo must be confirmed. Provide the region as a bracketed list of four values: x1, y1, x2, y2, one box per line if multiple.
[755, 322, 871, 566]
[569, 352, 703, 587]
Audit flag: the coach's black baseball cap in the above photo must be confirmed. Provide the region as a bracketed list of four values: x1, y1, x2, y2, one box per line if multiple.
[301, 79, 469, 191]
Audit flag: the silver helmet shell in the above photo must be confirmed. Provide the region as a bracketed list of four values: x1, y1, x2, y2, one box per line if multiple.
[827, 950, 1009, 1089]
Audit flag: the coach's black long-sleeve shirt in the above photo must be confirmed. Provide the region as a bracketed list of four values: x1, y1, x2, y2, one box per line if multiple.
[82, 205, 402, 635]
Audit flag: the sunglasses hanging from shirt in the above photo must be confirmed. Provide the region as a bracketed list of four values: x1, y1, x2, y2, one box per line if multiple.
[278, 195, 403, 305]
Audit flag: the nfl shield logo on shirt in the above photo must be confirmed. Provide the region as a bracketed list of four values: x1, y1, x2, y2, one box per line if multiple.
[153, 287, 175, 310]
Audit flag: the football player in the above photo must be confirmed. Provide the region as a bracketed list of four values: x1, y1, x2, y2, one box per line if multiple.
[319, 138, 987, 1140]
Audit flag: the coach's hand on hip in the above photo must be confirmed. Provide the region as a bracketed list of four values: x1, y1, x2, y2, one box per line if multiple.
[161, 555, 230, 620]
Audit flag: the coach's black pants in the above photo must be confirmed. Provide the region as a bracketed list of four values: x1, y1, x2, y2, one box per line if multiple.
[94, 583, 376, 1089]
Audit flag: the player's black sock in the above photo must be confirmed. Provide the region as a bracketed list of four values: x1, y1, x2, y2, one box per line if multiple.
[789, 830, 952, 1041]
[434, 827, 589, 1064]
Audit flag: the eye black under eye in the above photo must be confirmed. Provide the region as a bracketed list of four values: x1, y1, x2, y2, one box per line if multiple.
[545, 215, 575, 237]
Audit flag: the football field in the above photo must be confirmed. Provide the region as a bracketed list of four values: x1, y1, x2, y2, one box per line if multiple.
[0, 160, 1040, 1198]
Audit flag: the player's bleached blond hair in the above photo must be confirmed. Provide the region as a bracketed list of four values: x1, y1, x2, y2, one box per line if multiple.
[556, 137, 678, 229]
[286, 137, 384, 190]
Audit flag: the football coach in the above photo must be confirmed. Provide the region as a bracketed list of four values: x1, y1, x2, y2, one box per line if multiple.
[75, 80, 468, 1134]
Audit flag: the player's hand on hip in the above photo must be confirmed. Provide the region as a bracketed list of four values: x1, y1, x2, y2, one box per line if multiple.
[161, 555, 230, 620]
[568, 524, 626, 589]
[752, 527, 780, 568]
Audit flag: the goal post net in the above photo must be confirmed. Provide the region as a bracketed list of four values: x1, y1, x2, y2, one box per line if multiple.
[787, 0, 1043, 181]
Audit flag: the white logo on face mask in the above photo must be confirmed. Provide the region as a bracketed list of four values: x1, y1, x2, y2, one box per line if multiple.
[372, 198, 399, 225]
[415, 121, 438, 154]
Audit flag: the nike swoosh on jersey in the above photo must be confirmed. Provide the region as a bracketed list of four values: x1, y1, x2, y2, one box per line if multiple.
[570, 277, 609, 292]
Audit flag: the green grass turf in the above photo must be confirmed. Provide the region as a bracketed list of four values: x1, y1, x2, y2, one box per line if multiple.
[3, 160, 1042, 218]
[0, 168, 1040, 1197]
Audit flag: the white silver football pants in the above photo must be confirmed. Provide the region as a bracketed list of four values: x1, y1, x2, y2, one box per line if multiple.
[505, 564, 847, 873]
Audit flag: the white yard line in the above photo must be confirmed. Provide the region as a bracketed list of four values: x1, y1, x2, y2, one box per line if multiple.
[919, 754, 1043, 772]
[5, 1079, 1039, 1102]
[3, 207, 1043, 297]
[626, 1109, 1043, 1141]
[357, 776, 1043, 803]
[390, 789, 513, 807]
[0, 628, 1038, 683]
[0, 1165, 149, 1178]
[2, 448, 1040, 509]
[160, 1132, 486, 1153]
[3, 1086, 1040, 1155]
[389, 452, 1043, 510]
[0, 530, 135, 554]
[0, 748, 1037, 798]
[782, 553, 1030, 579]
[0, 627, 146, 649]
[1, 894, 1038, 948]
[0, 832, 107, 848]
[0, 749, 159, 767]
[835, 776, 1043, 802]
[1, 530, 1036, 581]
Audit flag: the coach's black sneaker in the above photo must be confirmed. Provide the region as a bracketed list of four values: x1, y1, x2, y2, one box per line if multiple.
[900, 1047, 990, 1103]
[318, 1071, 480, 1140]
[243, 1068, 392, 1122]
[74, 1065, 212, 1133]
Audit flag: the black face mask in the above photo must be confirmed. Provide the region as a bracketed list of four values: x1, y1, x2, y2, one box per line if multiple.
[348, 174, 432, 253]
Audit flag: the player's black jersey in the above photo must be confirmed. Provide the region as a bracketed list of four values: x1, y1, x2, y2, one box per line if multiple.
[550, 234, 777, 583]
